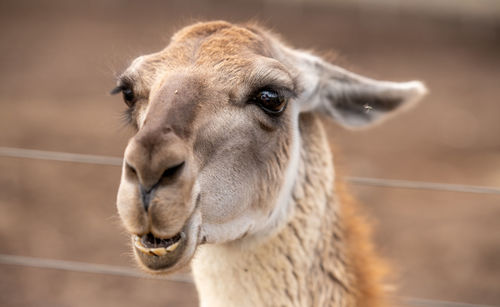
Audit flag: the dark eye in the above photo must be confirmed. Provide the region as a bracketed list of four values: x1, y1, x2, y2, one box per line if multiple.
[111, 83, 137, 108]
[252, 89, 287, 115]
[121, 87, 136, 107]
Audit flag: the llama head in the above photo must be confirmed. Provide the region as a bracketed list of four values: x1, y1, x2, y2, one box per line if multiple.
[113, 21, 426, 273]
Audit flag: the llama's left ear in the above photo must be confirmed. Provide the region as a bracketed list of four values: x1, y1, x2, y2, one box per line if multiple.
[290, 50, 427, 128]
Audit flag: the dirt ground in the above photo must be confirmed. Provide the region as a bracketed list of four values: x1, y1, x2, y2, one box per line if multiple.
[0, 0, 499, 306]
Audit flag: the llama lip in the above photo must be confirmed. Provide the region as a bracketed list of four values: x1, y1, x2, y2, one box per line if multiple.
[134, 232, 183, 256]
[130, 209, 201, 272]
[132, 231, 187, 270]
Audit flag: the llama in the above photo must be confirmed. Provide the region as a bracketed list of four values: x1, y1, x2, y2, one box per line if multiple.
[112, 21, 426, 307]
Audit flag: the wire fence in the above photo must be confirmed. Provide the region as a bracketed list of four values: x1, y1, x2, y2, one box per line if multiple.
[1, 254, 497, 307]
[0, 253, 192, 283]
[0, 146, 123, 166]
[2, 146, 500, 195]
[1, 145, 499, 307]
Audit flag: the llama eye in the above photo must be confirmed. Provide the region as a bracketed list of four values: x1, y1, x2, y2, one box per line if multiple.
[252, 89, 287, 115]
[111, 83, 137, 108]
[122, 87, 136, 107]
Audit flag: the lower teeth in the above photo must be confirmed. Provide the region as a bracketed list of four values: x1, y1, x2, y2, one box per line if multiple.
[134, 235, 181, 256]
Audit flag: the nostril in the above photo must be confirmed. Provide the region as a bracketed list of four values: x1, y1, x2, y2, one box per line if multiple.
[161, 161, 185, 182]
[126, 163, 137, 176]
[134, 161, 185, 212]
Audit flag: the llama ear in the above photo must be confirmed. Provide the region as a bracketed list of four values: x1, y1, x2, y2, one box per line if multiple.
[291, 51, 427, 128]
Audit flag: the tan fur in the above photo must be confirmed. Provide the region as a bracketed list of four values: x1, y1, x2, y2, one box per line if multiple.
[192, 113, 386, 307]
[114, 21, 425, 307]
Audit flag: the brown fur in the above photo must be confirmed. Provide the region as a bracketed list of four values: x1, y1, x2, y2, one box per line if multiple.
[336, 179, 390, 307]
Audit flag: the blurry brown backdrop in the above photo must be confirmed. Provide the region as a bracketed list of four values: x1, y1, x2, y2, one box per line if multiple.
[0, 0, 499, 306]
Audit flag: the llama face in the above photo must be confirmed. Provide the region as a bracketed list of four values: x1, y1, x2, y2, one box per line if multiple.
[115, 22, 300, 273]
[114, 21, 426, 273]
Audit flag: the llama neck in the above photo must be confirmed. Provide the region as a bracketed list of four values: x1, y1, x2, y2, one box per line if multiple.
[191, 114, 354, 307]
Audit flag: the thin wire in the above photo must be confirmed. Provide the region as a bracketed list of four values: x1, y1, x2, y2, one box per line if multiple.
[0, 146, 123, 166]
[2, 149, 497, 306]
[402, 296, 498, 307]
[345, 177, 500, 195]
[0, 254, 193, 284]
[0, 253, 497, 307]
[1, 146, 500, 195]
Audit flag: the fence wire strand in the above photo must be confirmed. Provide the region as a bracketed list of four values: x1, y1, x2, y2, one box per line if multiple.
[402, 297, 498, 307]
[345, 177, 500, 195]
[0, 146, 123, 166]
[1, 146, 500, 195]
[1, 253, 497, 307]
[0, 253, 192, 283]
[1, 146, 499, 307]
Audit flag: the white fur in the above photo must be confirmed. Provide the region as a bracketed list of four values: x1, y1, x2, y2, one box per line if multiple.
[129, 55, 146, 74]
[288, 50, 323, 112]
[253, 102, 301, 239]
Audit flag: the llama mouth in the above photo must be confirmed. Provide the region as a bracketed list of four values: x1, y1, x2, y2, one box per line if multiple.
[133, 232, 184, 257]
[132, 231, 188, 271]
[131, 209, 201, 272]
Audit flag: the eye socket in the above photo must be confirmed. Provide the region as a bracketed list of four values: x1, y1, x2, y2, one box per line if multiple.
[251, 89, 288, 115]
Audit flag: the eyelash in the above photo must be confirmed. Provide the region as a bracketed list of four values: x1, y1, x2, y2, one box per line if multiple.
[121, 87, 136, 107]
[111, 79, 137, 108]
[122, 106, 137, 128]
[111, 83, 139, 128]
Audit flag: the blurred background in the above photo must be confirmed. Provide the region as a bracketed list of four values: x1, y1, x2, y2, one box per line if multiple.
[0, 0, 499, 306]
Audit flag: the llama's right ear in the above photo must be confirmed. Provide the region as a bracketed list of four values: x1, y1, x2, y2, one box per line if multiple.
[290, 50, 427, 128]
